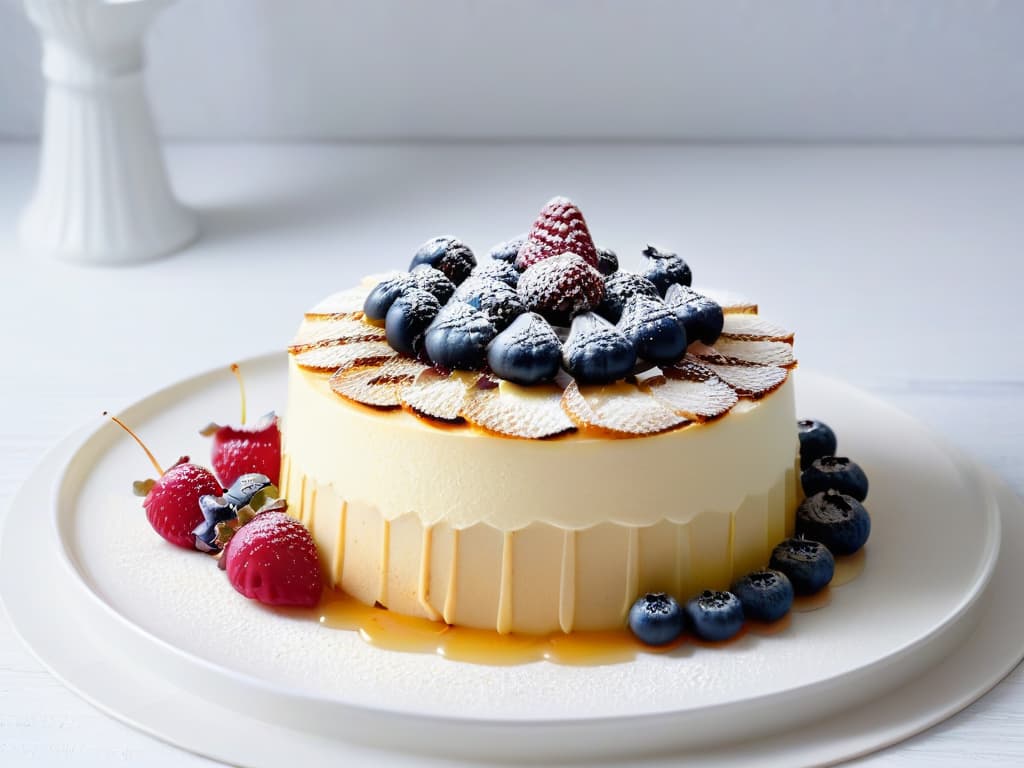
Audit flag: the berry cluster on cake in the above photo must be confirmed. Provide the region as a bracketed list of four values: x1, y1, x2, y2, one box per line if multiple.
[282, 198, 805, 635]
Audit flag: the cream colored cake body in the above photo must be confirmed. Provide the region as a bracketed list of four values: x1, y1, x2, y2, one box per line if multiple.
[283, 360, 799, 634]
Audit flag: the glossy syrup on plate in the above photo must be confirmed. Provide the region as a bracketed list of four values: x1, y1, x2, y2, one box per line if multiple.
[314, 549, 867, 666]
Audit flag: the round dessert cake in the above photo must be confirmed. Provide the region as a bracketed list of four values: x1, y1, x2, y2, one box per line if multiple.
[283, 198, 799, 634]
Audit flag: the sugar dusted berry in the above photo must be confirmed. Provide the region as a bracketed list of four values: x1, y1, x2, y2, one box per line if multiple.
[385, 287, 441, 356]
[562, 312, 637, 385]
[641, 244, 692, 295]
[732, 569, 794, 623]
[796, 490, 871, 555]
[423, 301, 497, 370]
[802, 456, 869, 501]
[363, 273, 412, 323]
[616, 294, 688, 365]
[489, 235, 527, 264]
[685, 590, 744, 642]
[410, 236, 476, 285]
[409, 264, 456, 304]
[629, 592, 684, 646]
[223, 510, 323, 608]
[664, 284, 724, 346]
[515, 197, 599, 271]
[486, 312, 562, 385]
[471, 260, 520, 288]
[517, 252, 605, 325]
[598, 271, 660, 323]
[596, 247, 619, 275]
[798, 419, 838, 469]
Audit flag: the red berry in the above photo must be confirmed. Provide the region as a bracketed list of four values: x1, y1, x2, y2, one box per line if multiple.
[143, 462, 221, 549]
[516, 252, 606, 325]
[515, 197, 599, 271]
[224, 511, 323, 607]
[211, 415, 281, 488]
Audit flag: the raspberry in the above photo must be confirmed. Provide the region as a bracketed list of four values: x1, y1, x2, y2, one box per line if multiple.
[223, 511, 323, 607]
[516, 253, 605, 325]
[515, 197, 599, 271]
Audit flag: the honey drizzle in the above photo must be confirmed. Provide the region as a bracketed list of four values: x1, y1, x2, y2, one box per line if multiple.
[314, 550, 868, 667]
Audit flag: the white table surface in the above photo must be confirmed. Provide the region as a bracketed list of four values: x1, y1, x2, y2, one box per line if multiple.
[0, 141, 1021, 766]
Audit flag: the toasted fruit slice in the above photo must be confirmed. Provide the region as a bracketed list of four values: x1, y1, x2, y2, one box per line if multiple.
[304, 285, 373, 319]
[291, 340, 396, 372]
[691, 339, 796, 368]
[646, 363, 738, 420]
[289, 317, 386, 352]
[720, 314, 794, 343]
[329, 357, 428, 408]
[402, 369, 480, 421]
[698, 359, 788, 398]
[461, 380, 576, 439]
[562, 380, 686, 436]
[699, 289, 757, 315]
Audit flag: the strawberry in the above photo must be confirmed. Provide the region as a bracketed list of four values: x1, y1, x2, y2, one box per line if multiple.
[142, 460, 222, 549]
[516, 252, 606, 325]
[223, 510, 323, 607]
[515, 197, 599, 271]
[206, 413, 281, 488]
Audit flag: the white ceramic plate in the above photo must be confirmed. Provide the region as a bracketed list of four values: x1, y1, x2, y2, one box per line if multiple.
[1, 356, 1016, 765]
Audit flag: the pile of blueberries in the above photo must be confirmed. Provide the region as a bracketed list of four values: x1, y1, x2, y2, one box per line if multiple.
[628, 419, 872, 646]
[363, 236, 724, 386]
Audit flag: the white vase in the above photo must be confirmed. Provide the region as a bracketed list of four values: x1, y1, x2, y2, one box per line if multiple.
[19, 0, 198, 265]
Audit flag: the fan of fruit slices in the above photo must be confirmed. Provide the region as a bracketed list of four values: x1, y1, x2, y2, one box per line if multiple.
[290, 197, 796, 438]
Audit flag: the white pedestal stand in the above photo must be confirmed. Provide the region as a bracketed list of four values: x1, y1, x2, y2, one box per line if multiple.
[19, 0, 198, 265]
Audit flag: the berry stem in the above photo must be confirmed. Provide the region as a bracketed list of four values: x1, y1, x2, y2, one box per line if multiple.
[104, 412, 165, 476]
[231, 363, 247, 425]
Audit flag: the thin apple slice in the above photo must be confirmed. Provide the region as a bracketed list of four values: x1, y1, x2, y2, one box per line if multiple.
[646, 363, 738, 420]
[720, 314, 794, 343]
[698, 358, 788, 398]
[699, 288, 758, 315]
[329, 357, 428, 408]
[562, 380, 686, 436]
[691, 339, 795, 368]
[402, 369, 480, 421]
[461, 380, 576, 439]
[291, 340, 396, 372]
[289, 317, 386, 352]
[304, 285, 373, 319]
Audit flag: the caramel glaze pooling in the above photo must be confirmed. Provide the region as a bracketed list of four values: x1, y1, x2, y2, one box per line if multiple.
[306, 549, 867, 667]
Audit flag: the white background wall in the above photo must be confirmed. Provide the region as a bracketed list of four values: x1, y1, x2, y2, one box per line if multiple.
[1, 0, 1023, 140]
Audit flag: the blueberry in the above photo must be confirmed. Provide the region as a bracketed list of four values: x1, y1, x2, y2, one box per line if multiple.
[664, 284, 724, 345]
[802, 456, 869, 501]
[731, 569, 794, 623]
[410, 236, 476, 285]
[796, 490, 871, 556]
[628, 592, 684, 646]
[616, 294, 688, 365]
[384, 288, 441, 357]
[486, 312, 562, 385]
[363, 274, 412, 323]
[598, 271, 660, 323]
[562, 312, 637, 384]
[488, 235, 527, 264]
[641, 244, 692, 295]
[454, 277, 526, 331]
[596, 247, 619, 276]
[685, 590, 744, 642]
[770, 537, 835, 595]
[409, 264, 456, 304]
[472, 260, 520, 288]
[192, 494, 237, 552]
[797, 419, 838, 470]
[423, 301, 497, 370]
